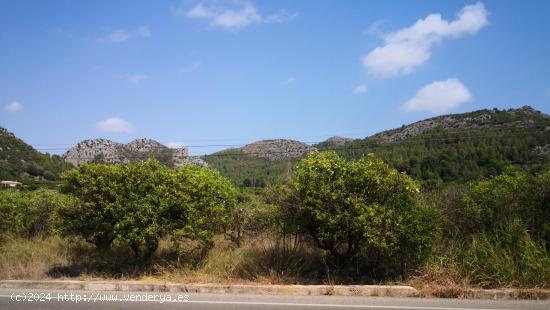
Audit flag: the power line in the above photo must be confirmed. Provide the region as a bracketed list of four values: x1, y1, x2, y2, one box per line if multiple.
[12, 121, 550, 149]
[2, 130, 549, 161]
[4, 125, 548, 154]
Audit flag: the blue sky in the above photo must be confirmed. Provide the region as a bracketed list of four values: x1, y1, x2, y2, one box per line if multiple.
[1, 0, 549, 155]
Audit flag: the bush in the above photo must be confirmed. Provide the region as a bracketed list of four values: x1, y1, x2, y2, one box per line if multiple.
[0, 189, 72, 239]
[460, 221, 550, 288]
[444, 167, 550, 248]
[429, 168, 550, 288]
[272, 151, 440, 280]
[58, 160, 237, 262]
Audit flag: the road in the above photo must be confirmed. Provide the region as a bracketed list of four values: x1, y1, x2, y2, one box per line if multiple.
[1, 288, 549, 310]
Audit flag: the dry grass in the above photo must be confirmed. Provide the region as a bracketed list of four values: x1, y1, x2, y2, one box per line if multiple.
[407, 261, 471, 298]
[0, 236, 73, 280]
[3, 235, 548, 301]
[0, 235, 325, 284]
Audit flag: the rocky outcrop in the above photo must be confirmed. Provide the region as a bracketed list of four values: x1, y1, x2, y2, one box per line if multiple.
[369, 106, 549, 144]
[63, 139, 125, 166]
[240, 139, 315, 161]
[322, 136, 353, 147]
[535, 144, 550, 156]
[63, 139, 205, 167]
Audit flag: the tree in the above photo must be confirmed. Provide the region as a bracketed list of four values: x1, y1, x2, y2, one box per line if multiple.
[274, 151, 440, 278]
[0, 189, 72, 240]
[450, 167, 550, 248]
[166, 165, 237, 260]
[58, 160, 237, 262]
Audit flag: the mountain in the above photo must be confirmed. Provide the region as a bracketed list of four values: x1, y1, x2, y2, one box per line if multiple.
[63, 138, 205, 167]
[4, 105, 549, 187]
[316, 106, 550, 185]
[315, 136, 353, 148]
[365, 105, 549, 144]
[207, 106, 550, 187]
[239, 139, 315, 161]
[202, 139, 314, 187]
[0, 127, 72, 181]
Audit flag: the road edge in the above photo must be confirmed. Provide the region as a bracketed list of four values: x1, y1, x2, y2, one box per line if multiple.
[0, 280, 548, 300]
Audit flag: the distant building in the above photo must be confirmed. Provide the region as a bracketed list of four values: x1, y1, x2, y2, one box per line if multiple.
[1, 180, 22, 188]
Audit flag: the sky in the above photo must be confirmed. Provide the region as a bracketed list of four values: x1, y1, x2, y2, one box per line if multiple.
[1, 0, 550, 155]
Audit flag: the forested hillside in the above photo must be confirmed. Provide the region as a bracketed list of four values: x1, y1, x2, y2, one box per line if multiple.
[203, 148, 296, 187]
[3, 106, 550, 186]
[0, 127, 72, 180]
[205, 106, 550, 187]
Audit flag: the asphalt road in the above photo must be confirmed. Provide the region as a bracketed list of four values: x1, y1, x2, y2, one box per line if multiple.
[1, 288, 549, 310]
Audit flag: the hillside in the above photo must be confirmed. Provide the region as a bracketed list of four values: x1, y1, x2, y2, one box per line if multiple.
[0, 127, 72, 181]
[63, 138, 205, 167]
[207, 106, 550, 187]
[240, 139, 315, 161]
[4, 106, 549, 187]
[320, 106, 550, 185]
[203, 139, 312, 186]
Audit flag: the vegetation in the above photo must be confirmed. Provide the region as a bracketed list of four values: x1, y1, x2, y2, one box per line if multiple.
[0, 127, 72, 181]
[204, 148, 297, 187]
[58, 160, 236, 262]
[0, 188, 71, 240]
[0, 154, 549, 288]
[203, 108, 550, 188]
[329, 128, 550, 188]
[269, 152, 440, 280]
[1, 107, 550, 289]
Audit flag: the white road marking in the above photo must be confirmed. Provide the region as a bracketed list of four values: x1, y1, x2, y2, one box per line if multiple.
[185, 300, 514, 310]
[0, 294, 516, 310]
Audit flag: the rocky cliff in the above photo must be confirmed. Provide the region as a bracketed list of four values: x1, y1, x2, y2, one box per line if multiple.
[239, 139, 315, 161]
[63, 138, 205, 167]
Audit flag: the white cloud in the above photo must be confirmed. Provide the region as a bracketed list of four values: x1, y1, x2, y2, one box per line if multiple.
[128, 73, 148, 84]
[136, 26, 151, 38]
[264, 10, 298, 24]
[363, 2, 488, 78]
[353, 84, 368, 95]
[109, 30, 131, 43]
[283, 76, 295, 85]
[103, 26, 151, 43]
[4, 101, 23, 113]
[180, 1, 296, 30]
[182, 60, 203, 73]
[165, 142, 186, 149]
[96, 117, 136, 133]
[402, 78, 472, 114]
[365, 19, 388, 36]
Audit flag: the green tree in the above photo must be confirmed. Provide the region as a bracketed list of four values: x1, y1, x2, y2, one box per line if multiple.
[0, 189, 72, 239]
[450, 167, 550, 248]
[167, 165, 237, 260]
[58, 160, 237, 262]
[273, 151, 440, 278]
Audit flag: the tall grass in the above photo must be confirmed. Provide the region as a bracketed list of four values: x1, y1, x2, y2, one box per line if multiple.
[0, 234, 326, 284]
[2, 228, 548, 288]
[413, 224, 550, 290]
[460, 226, 550, 288]
[0, 236, 73, 279]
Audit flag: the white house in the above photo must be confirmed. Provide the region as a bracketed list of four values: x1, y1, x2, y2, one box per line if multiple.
[1, 180, 22, 188]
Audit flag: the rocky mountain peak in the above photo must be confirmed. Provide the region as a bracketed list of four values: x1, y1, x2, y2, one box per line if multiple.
[64, 138, 201, 166]
[240, 139, 315, 161]
[322, 136, 353, 147]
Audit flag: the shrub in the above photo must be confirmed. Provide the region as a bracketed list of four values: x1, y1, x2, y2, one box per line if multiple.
[0, 189, 72, 239]
[460, 221, 550, 288]
[166, 164, 237, 262]
[272, 151, 440, 280]
[447, 167, 550, 248]
[431, 168, 550, 288]
[58, 160, 236, 262]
